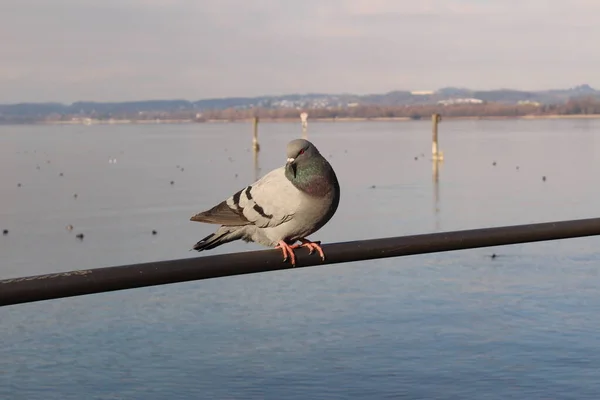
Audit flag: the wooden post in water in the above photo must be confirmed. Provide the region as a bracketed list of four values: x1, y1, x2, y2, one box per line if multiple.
[431, 113, 443, 230]
[252, 116, 260, 152]
[432, 113, 444, 161]
[300, 112, 308, 139]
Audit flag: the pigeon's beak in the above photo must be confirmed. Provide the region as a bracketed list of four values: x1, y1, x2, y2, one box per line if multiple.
[286, 158, 297, 177]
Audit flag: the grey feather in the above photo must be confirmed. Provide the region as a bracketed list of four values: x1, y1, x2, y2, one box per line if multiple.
[191, 139, 340, 252]
[190, 188, 250, 226]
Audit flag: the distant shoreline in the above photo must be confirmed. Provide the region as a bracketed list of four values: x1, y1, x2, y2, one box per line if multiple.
[29, 114, 600, 125]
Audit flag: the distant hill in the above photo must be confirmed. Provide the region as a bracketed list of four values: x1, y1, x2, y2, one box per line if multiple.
[1, 84, 599, 123]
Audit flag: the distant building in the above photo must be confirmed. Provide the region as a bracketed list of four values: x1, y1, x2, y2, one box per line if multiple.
[438, 98, 484, 106]
[411, 90, 434, 95]
[517, 100, 541, 106]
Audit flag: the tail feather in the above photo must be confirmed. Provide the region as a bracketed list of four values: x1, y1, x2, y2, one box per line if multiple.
[191, 227, 243, 252]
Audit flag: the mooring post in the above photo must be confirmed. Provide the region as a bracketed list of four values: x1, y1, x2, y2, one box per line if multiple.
[252, 116, 260, 152]
[300, 112, 308, 139]
[432, 113, 443, 230]
[432, 113, 444, 161]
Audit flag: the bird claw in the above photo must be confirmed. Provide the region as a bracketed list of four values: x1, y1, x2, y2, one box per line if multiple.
[276, 241, 296, 267]
[291, 239, 326, 261]
[276, 239, 326, 266]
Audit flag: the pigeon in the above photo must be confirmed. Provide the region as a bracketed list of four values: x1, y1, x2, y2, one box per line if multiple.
[190, 138, 340, 266]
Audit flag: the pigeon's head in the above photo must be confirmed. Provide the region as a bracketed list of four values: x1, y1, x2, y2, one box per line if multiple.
[286, 139, 320, 178]
[286, 139, 319, 166]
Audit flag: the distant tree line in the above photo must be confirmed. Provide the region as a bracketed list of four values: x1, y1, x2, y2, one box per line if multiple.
[2, 96, 600, 124]
[197, 96, 600, 121]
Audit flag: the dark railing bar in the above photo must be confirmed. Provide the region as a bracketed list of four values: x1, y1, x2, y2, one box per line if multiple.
[2, 217, 600, 307]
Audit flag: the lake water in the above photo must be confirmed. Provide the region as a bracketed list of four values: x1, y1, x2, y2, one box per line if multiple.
[1, 119, 600, 399]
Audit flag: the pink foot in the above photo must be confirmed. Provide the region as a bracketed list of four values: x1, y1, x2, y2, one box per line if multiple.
[291, 238, 326, 261]
[276, 240, 297, 266]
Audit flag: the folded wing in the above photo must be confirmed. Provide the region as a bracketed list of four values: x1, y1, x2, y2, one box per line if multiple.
[190, 167, 301, 228]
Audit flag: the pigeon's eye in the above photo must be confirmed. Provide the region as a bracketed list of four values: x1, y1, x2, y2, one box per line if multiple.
[299, 149, 305, 155]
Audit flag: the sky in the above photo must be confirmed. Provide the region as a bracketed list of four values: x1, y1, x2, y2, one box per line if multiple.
[1, 0, 599, 103]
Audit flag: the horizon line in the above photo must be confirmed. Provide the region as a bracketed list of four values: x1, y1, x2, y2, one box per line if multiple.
[0, 83, 595, 106]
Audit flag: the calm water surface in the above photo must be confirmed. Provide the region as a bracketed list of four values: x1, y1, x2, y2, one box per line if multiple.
[1, 119, 600, 399]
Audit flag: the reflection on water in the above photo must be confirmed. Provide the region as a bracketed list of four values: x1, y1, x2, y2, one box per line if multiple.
[253, 146, 261, 181]
[2, 119, 600, 399]
[433, 157, 442, 231]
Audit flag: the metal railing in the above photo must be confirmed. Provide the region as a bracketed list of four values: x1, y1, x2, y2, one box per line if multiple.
[2, 217, 600, 307]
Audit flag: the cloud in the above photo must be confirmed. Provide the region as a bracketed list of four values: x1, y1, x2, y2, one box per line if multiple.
[1, 0, 599, 102]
